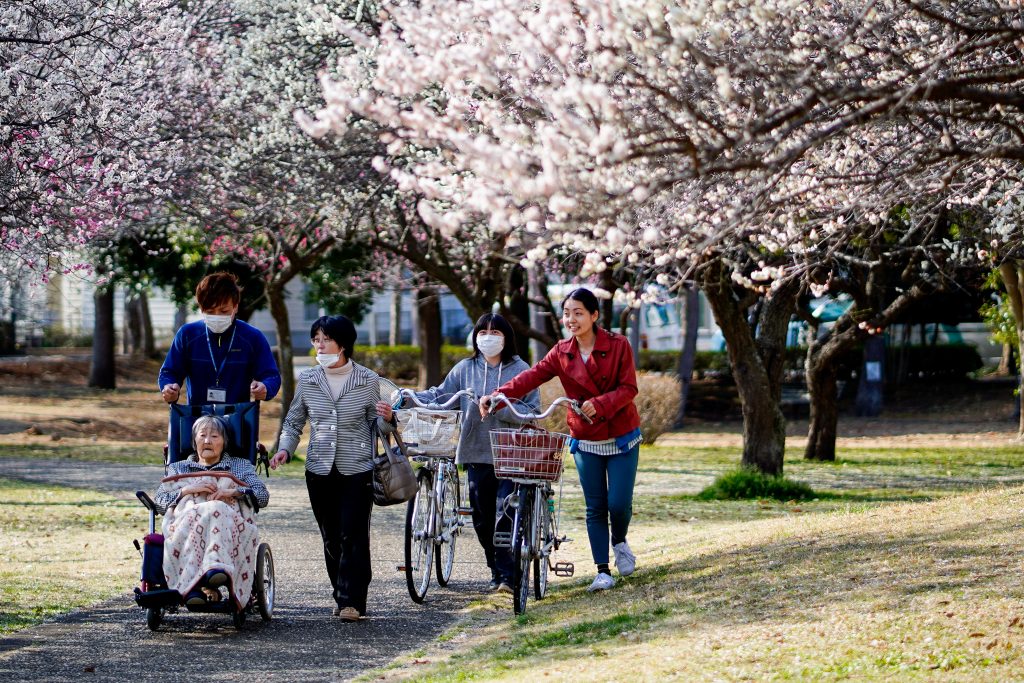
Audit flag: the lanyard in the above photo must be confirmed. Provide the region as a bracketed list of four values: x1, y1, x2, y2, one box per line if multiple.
[478, 358, 503, 399]
[205, 325, 237, 387]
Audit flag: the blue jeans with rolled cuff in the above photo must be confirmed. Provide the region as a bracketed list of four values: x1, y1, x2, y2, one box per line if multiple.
[572, 444, 640, 566]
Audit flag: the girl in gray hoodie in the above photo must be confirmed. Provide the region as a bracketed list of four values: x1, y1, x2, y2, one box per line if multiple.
[412, 313, 540, 592]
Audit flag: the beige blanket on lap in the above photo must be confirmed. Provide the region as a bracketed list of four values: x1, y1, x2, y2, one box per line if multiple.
[160, 471, 259, 609]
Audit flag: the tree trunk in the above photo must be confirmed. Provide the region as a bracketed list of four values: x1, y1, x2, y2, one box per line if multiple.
[88, 286, 116, 389]
[507, 267, 532, 361]
[628, 307, 642, 368]
[998, 261, 1024, 437]
[528, 268, 550, 365]
[267, 283, 294, 413]
[675, 286, 700, 428]
[389, 286, 402, 346]
[702, 270, 798, 476]
[600, 269, 615, 329]
[998, 343, 1014, 376]
[417, 287, 442, 388]
[804, 341, 842, 461]
[174, 302, 188, 331]
[139, 292, 155, 358]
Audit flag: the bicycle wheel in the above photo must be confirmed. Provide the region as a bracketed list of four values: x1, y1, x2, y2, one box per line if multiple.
[512, 487, 533, 615]
[534, 491, 551, 600]
[405, 470, 434, 603]
[434, 464, 459, 587]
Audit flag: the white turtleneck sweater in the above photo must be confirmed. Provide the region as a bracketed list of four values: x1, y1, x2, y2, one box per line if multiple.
[324, 360, 354, 400]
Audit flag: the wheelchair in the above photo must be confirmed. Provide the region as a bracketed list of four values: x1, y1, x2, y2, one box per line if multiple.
[133, 401, 275, 631]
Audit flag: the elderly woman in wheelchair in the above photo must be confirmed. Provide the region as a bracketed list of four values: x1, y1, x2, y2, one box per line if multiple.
[135, 412, 273, 630]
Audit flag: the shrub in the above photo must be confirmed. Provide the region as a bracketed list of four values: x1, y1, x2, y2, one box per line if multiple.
[354, 344, 470, 383]
[41, 326, 93, 348]
[636, 349, 733, 377]
[536, 371, 679, 445]
[696, 468, 816, 501]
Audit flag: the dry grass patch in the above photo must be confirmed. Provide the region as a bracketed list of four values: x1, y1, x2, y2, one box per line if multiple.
[369, 485, 1024, 681]
[0, 478, 141, 633]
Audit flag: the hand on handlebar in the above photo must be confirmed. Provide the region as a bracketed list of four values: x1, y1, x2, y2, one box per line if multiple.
[579, 400, 597, 420]
[478, 393, 500, 418]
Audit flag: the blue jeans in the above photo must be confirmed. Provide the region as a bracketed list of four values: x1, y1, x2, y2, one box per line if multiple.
[572, 445, 640, 566]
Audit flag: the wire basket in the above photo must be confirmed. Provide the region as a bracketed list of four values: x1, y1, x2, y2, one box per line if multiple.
[395, 408, 462, 457]
[490, 428, 569, 481]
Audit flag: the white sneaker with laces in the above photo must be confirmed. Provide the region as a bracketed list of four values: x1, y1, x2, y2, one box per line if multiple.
[588, 572, 615, 592]
[613, 540, 636, 577]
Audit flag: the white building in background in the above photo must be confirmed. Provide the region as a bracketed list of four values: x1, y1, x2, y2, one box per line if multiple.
[5, 271, 475, 353]
[2, 270, 999, 366]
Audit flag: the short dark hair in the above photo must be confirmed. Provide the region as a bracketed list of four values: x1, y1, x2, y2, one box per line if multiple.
[471, 313, 518, 363]
[195, 272, 241, 310]
[310, 315, 357, 360]
[561, 287, 600, 315]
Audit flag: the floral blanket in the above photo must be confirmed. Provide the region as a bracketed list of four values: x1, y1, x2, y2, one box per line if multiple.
[160, 471, 259, 609]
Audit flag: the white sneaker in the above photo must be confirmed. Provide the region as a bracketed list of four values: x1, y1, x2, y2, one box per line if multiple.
[587, 573, 615, 592]
[613, 540, 636, 577]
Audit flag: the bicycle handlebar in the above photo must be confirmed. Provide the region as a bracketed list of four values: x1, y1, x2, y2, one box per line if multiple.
[399, 387, 476, 410]
[484, 393, 594, 424]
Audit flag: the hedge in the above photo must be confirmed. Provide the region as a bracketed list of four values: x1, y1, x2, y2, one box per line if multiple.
[351, 342, 982, 384]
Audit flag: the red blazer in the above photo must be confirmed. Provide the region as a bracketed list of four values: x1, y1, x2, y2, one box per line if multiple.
[497, 327, 641, 441]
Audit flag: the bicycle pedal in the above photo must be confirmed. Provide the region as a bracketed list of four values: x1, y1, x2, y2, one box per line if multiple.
[457, 507, 474, 516]
[553, 561, 574, 577]
[492, 531, 512, 548]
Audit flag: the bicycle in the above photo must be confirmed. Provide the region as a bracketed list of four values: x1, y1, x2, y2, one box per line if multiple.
[393, 387, 475, 603]
[484, 393, 592, 615]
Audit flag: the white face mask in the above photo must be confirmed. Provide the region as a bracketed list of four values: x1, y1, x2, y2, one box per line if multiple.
[316, 352, 341, 367]
[203, 314, 233, 334]
[476, 334, 504, 358]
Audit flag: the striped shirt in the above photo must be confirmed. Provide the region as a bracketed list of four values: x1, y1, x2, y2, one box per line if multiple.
[576, 432, 643, 456]
[278, 362, 397, 476]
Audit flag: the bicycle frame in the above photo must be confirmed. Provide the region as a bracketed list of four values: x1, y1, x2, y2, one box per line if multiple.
[398, 388, 473, 603]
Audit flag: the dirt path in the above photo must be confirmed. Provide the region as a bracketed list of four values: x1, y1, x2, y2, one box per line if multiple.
[0, 458, 492, 682]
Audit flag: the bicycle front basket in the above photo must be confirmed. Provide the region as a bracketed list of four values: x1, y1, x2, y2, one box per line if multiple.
[490, 427, 569, 481]
[395, 408, 462, 456]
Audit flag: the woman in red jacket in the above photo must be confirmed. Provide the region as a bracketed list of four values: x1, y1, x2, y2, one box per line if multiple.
[481, 287, 641, 592]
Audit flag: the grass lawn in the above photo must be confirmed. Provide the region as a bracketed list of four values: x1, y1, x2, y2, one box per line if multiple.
[362, 442, 1024, 682]
[0, 478, 142, 634]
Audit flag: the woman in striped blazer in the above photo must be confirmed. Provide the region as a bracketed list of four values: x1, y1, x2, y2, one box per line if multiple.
[270, 315, 397, 622]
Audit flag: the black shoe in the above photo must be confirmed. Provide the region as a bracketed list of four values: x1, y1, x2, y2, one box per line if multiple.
[204, 569, 229, 588]
[487, 577, 500, 591]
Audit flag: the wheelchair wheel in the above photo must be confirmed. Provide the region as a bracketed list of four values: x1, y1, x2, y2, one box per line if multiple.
[146, 607, 162, 631]
[232, 606, 246, 630]
[255, 543, 274, 621]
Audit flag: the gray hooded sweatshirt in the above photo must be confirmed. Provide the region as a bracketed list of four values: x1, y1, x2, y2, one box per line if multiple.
[411, 354, 540, 465]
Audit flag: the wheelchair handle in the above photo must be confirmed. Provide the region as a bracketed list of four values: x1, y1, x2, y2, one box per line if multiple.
[136, 490, 157, 511]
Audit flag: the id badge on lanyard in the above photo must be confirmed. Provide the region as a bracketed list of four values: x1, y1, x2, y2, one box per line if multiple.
[206, 326, 236, 403]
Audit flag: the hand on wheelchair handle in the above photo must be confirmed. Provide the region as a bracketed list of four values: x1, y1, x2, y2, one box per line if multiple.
[161, 383, 180, 403]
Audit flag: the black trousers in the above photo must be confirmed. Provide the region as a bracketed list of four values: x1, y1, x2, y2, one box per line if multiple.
[465, 463, 514, 582]
[305, 467, 374, 614]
